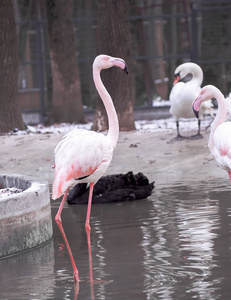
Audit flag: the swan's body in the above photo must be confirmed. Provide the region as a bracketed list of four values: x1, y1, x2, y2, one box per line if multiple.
[53, 54, 128, 226]
[67, 172, 155, 204]
[192, 85, 231, 182]
[169, 62, 213, 139]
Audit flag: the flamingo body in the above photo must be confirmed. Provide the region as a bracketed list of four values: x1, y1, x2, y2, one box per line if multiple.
[212, 122, 231, 173]
[169, 62, 213, 138]
[192, 85, 231, 182]
[52, 129, 113, 199]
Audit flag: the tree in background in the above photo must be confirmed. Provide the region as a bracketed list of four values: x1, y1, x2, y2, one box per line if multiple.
[92, 0, 135, 131]
[73, 0, 97, 109]
[46, 0, 85, 123]
[0, 0, 25, 133]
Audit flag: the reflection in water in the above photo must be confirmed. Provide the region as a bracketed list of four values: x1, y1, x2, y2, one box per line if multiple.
[140, 180, 230, 300]
[0, 239, 55, 300]
[175, 183, 219, 300]
[0, 179, 231, 299]
[55, 218, 80, 299]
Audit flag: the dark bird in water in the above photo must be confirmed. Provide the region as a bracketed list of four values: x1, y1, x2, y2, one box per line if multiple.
[67, 171, 155, 204]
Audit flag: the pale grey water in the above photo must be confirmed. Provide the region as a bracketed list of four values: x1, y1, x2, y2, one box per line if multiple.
[0, 179, 231, 300]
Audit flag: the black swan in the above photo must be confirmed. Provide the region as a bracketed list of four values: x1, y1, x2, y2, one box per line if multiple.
[67, 171, 155, 204]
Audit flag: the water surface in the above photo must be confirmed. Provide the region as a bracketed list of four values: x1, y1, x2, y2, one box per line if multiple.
[0, 179, 231, 299]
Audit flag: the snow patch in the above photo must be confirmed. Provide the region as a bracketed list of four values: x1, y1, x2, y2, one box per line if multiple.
[0, 187, 23, 199]
[7, 114, 215, 136]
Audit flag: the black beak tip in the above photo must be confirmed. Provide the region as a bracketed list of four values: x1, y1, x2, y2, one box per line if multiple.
[193, 107, 199, 118]
[124, 65, 129, 74]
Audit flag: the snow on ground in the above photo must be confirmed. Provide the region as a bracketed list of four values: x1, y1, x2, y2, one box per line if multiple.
[7, 114, 214, 136]
[135, 115, 213, 133]
[0, 187, 23, 199]
[152, 98, 170, 107]
[8, 122, 93, 135]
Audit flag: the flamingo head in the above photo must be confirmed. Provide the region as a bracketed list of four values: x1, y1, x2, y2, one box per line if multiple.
[192, 85, 221, 118]
[192, 93, 203, 118]
[93, 54, 129, 74]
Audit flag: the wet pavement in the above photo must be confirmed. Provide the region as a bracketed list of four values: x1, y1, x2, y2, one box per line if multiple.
[0, 128, 231, 299]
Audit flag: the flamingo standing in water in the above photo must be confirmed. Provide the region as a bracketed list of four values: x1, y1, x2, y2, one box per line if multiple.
[52, 54, 128, 283]
[169, 62, 213, 140]
[192, 85, 231, 183]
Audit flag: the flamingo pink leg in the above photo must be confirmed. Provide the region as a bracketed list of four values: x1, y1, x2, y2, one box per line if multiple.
[55, 188, 79, 285]
[56, 217, 80, 285]
[85, 183, 94, 232]
[86, 229, 95, 299]
[55, 188, 69, 222]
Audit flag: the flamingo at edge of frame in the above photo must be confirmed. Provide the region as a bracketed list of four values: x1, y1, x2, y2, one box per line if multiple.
[52, 54, 129, 284]
[192, 84, 231, 183]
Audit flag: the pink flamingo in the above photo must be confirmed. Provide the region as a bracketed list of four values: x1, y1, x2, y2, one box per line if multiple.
[192, 85, 231, 182]
[52, 54, 128, 283]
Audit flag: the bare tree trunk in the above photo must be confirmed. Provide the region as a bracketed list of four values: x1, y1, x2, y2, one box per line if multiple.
[0, 0, 25, 133]
[93, 0, 135, 131]
[46, 0, 85, 124]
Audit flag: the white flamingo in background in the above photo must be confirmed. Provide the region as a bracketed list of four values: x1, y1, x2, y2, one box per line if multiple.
[52, 54, 128, 283]
[192, 85, 231, 183]
[169, 62, 213, 140]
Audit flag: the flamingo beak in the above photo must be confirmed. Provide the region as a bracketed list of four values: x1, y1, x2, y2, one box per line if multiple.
[192, 94, 202, 118]
[123, 63, 129, 74]
[193, 105, 199, 119]
[112, 59, 129, 74]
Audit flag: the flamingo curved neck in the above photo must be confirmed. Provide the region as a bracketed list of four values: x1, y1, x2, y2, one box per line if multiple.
[209, 91, 227, 151]
[93, 68, 119, 149]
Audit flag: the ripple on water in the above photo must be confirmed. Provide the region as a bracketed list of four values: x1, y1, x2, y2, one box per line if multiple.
[139, 179, 230, 299]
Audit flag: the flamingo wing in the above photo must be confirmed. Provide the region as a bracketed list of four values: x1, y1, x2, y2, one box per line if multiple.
[52, 129, 113, 199]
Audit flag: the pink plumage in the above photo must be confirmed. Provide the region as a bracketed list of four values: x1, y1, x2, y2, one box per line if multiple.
[52, 55, 128, 283]
[52, 129, 112, 199]
[52, 54, 128, 228]
[192, 85, 231, 182]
